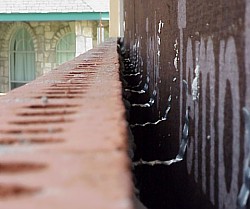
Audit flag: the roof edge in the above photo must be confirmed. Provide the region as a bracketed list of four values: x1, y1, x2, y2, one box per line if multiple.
[0, 12, 109, 21]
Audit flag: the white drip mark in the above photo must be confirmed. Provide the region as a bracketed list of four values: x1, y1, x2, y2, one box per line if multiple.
[192, 64, 200, 101]
[130, 113, 166, 128]
[132, 103, 151, 108]
[125, 89, 146, 94]
[125, 82, 148, 94]
[133, 157, 182, 166]
[173, 39, 179, 71]
[158, 36, 161, 45]
[174, 57, 178, 69]
[130, 95, 171, 128]
[132, 91, 156, 107]
[123, 72, 141, 77]
[237, 107, 250, 209]
[133, 108, 189, 167]
[133, 80, 190, 167]
[128, 80, 142, 89]
[158, 20, 164, 34]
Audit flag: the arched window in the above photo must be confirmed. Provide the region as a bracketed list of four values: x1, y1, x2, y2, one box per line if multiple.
[10, 28, 35, 89]
[56, 33, 76, 65]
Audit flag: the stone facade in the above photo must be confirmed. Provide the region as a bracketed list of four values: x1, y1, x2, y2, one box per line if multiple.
[0, 20, 109, 92]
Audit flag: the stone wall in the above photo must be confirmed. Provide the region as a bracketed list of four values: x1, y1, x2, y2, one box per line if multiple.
[0, 20, 109, 93]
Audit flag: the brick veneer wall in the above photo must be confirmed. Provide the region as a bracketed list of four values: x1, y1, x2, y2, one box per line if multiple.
[124, 0, 250, 209]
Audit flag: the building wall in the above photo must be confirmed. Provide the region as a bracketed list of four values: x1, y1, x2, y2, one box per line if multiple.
[124, 0, 249, 209]
[0, 20, 109, 92]
[109, 0, 123, 37]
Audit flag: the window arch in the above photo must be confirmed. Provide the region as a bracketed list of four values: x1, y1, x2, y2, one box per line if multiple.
[10, 28, 35, 89]
[56, 33, 76, 65]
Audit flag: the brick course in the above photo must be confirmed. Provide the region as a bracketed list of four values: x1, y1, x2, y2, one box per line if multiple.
[0, 40, 133, 209]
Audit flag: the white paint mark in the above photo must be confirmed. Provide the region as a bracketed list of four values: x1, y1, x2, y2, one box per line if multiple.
[123, 21, 126, 31]
[178, 0, 187, 29]
[174, 39, 179, 71]
[158, 36, 161, 45]
[125, 89, 145, 94]
[130, 95, 171, 128]
[174, 57, 178, 69]
[158, 20, 164, 33]
[244, 1, 250, 207]
[218, 37, 240, 209]
[191, 64, 200, 101]
[200, 37, 215, 203]
[185, 38, 199, 183]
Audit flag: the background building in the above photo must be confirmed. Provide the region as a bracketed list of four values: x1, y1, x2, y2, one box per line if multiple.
[0, 0, 110, 92]
[109, 0, 124, 37]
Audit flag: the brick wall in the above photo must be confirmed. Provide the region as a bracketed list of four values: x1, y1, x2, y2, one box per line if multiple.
[0, 40, 133, 209]
[124, 0, 250, 209]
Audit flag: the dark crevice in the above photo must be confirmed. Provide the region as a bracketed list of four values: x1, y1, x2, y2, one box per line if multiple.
[118, 37, 182, 209]
[117, 38, 216, 209]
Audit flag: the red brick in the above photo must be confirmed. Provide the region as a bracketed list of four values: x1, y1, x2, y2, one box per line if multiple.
[0, 40, 133, 209]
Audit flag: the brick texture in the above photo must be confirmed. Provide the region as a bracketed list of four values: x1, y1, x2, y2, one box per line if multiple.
[124, 0, 249, 209]
[0, 40, 133, 209]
